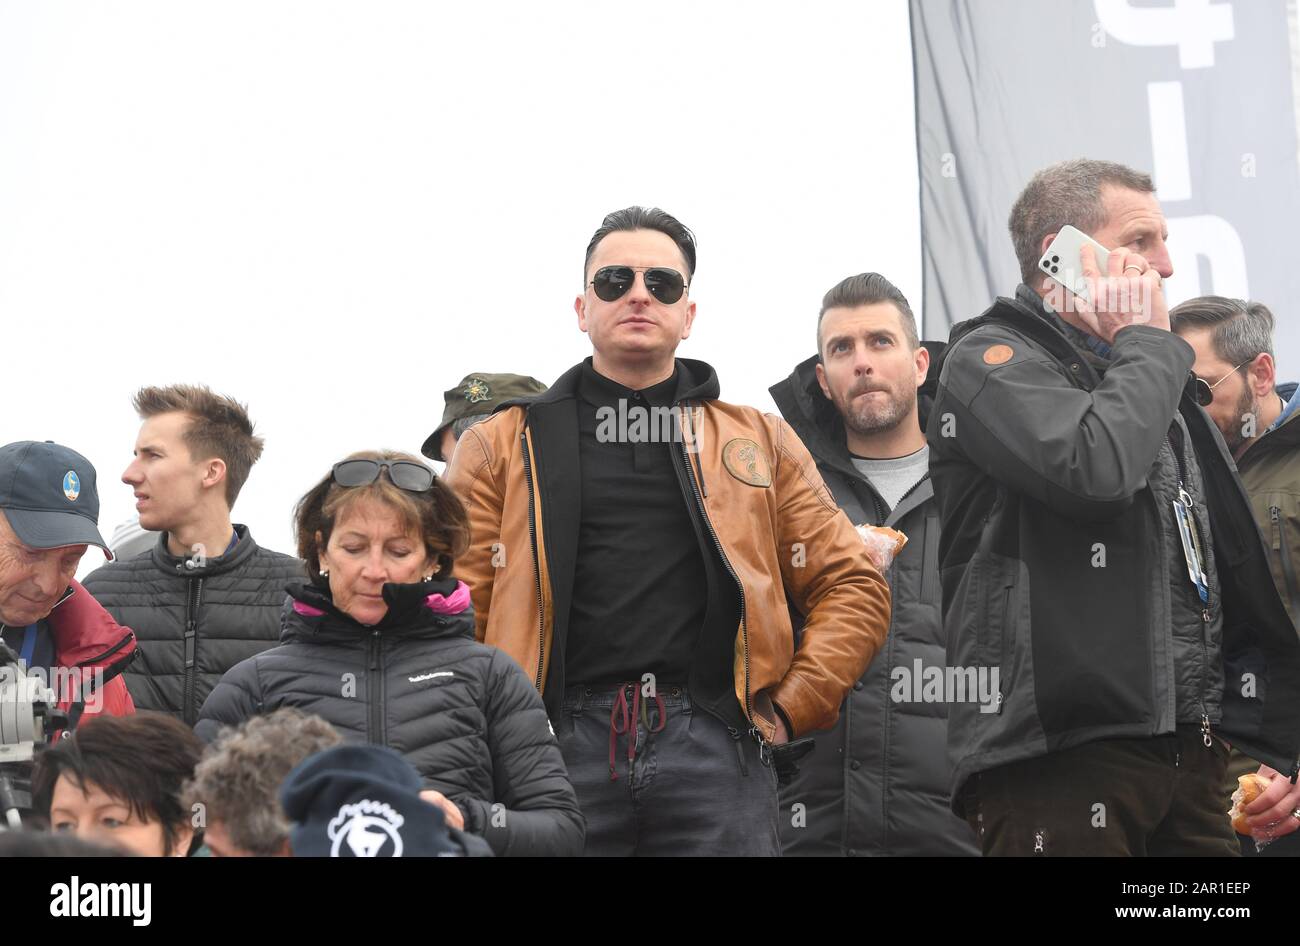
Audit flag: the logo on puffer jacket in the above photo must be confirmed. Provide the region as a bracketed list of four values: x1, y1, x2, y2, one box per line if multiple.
[409, 670, 454, 684]
[62, 471, 80, 502]
[327, 800, 405, 857]
[722, 438, 771, 487]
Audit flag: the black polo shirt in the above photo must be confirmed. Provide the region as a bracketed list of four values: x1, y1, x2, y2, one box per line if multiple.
[565, 362, 714, 684]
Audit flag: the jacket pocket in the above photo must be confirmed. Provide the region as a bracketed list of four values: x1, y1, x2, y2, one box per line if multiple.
[1268, 500, 1300, 626]
[982, 553, 1023, 711]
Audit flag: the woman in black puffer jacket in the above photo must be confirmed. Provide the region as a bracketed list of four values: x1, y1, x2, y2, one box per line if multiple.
[196, 450, 583, 857]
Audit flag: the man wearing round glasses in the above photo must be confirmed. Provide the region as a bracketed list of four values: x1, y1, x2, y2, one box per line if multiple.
[446, 205, 891, 856]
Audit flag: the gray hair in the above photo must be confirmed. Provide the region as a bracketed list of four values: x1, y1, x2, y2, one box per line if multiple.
[1008, 159, 1155, 284]
[1170, 295, 1275, 366]
[816, 272, 919, 354]
[451, 413, 492, 437]
[183, 708, 342, 856]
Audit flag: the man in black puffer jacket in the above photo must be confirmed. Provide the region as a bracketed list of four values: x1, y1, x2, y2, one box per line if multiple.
[83, 385, 302, 724]
[196, 577, 585, 858]
[770, 273, 977, 856]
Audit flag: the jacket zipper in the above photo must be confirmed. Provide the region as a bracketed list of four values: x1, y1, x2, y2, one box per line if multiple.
[1270, 506, 1300, 622]
[183, 577, 203, 725]
[1166, 435, 1214, 747]
[368, 629, 385, 744]
[72, 630, 135, 669]
[888, 473, 929, 522]
[520, 429, 546, 690]
[676, 406, 756, 736]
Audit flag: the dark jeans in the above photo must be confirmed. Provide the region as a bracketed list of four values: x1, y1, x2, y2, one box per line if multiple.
[557, 682, 780, 856]
[961, 727, 1239, 856]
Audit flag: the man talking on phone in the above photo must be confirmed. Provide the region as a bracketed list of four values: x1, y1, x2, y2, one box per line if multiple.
[927, 158, 1300, 856]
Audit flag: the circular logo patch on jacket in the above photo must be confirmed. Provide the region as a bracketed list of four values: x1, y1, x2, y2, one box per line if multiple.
[982, 344, 1014, 366]
[722, 438, 771, 487]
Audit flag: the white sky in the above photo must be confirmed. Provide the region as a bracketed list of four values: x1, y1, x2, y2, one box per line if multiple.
[0, 1, 922, 569]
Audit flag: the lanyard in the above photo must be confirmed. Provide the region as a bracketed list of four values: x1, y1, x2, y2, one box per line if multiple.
[20, 624, 38, 666]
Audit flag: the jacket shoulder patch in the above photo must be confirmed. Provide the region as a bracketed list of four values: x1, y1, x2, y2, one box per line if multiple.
[722, 438, 772, 487]
[982, 344, 1014, 366]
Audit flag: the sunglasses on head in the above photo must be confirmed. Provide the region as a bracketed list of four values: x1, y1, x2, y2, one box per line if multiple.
[332, 459, 435, 492]
[589, 266, 689, 304]
[1193, 359, 1253, 407]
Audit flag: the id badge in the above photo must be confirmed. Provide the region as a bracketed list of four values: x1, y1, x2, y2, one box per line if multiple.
[1173, 496, 1210, 604]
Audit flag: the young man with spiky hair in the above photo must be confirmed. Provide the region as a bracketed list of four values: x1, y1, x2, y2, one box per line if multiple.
[83, 385, 301, 725]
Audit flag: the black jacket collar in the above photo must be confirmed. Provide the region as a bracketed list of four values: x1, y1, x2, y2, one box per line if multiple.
[282, 576, 475, 644]
[151, 523, 258, 578]
[496, 356, 721, 414]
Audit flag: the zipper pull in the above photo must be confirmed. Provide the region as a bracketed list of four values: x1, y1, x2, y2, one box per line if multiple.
[748, 724, 772, 766]
[727, 726, 749, 776]
[1201, 714, 1213, 748]
[1201, 608, 1211, 623]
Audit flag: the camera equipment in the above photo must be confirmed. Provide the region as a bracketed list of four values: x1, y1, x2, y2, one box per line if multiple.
[0, 640, 67, 829]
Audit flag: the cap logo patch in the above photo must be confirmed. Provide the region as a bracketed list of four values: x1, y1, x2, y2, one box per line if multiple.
[464, 378, 491, 404]
[327, 800, 405, 857]
[722, 438, 771, 487]
[983, 344, 1014, 366]
[62, 471, 81, 502]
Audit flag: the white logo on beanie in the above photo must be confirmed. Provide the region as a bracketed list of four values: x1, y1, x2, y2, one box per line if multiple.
[327, 800, 405, 857]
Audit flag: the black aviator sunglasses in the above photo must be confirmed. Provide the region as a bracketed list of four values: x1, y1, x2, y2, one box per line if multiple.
[1193, 359, 1253, 407]
[589, 265, 689, 305]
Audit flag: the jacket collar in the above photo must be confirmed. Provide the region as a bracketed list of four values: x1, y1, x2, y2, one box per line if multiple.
[496, 356, 721, 413]
[281, 576, 476, 644]
[1238, 383, 1300, 464]
[150, 523, 257, 578]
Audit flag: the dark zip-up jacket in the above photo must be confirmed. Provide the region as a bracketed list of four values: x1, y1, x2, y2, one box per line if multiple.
[927, 295, 1300, 810]
[770, 349, 978, 856]
[82, 526, 302, 725]
[195, 578, 585, 857]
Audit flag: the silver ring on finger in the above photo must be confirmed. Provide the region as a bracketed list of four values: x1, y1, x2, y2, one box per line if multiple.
[1124, 264, 1144, 275]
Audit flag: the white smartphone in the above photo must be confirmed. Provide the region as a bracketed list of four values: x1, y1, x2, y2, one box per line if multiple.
[1038, 225, 1112, 305]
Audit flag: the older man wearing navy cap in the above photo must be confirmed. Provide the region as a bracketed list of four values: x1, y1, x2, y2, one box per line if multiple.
[0, 441, 137, 720]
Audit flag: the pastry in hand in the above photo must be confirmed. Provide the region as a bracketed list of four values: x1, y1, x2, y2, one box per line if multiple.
[855, 524, 908, 572]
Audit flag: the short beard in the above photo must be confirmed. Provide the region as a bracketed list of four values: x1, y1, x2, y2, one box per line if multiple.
[1221, 384, 1260, 453]
[834, 382, 914, 438]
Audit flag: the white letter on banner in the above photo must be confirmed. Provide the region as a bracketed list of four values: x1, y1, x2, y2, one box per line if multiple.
[1093, 0, 1234, 69]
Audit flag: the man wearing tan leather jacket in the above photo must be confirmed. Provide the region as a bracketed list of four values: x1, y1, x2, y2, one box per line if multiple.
[445, 206, 890, 856]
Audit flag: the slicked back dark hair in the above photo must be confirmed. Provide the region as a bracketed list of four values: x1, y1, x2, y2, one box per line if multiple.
[583, 206, 697, 283]
[33, 712, 205, 856]
[817, 272, 919, 354]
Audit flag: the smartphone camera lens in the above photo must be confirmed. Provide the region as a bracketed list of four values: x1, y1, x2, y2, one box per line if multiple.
[1041, 258, 1049, 268]
[1050, 265, 1059, 273]
[1051, 255, 1060, 263]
